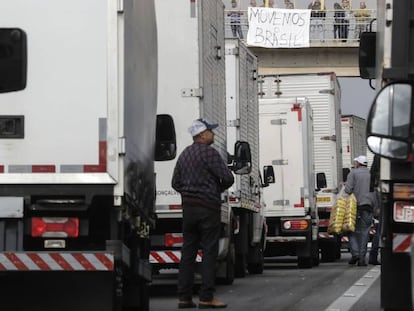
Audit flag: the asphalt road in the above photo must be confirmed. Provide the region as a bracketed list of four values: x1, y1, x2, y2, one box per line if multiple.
[150, 252, 382, 311]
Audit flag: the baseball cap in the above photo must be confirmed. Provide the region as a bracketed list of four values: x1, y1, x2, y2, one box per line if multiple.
[354, 155, 368, 166]
[188, 118, 218, 137]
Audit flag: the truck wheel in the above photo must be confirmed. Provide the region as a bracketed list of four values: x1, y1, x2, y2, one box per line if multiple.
[311, 241, 320, 267]
[297, 256, 313, 269]
[320, 242, 336, 262]
[247, 228, 265, 274]
[216, 242, 235, 285]
[235, 254, 246, 278]
[247, 247, 264, 274]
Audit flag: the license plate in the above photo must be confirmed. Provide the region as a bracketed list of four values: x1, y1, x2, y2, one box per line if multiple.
[317, 197, 331, 203]
[394, 201, 414, 223]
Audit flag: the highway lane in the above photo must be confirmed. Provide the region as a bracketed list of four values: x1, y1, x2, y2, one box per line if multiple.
[150, 251, 382, 311]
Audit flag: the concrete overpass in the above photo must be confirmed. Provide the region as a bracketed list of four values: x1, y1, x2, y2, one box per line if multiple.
[225, 8, 377, 77]
[249, 42, 360, 77]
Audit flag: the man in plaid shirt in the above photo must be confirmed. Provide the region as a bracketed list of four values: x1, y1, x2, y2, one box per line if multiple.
[172, 118, 234, 309]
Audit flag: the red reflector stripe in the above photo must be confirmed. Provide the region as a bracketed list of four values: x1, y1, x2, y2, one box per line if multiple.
[319, 219, 330, 226]
[169, 205, 182, 210]
[150, 251, 166, 264]
[165, 251, 180, 262]
[5, 253, 29, 270]
[73, 253, 95, 270]
[294, 197, 304, 208]
[0, 166, 4, 173]
[84, 141, 107, 172]
[0, 253, 114, 271]
[27, 253, 51, 271]
[95, 253, 115, 270]
[49, 253, 74, 270]
[32, 165, 56, 173]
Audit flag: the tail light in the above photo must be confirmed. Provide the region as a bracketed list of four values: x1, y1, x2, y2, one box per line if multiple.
[165, 233, 183, 247]
[282, 219, 309, 230]
[31, 217, 79, 238]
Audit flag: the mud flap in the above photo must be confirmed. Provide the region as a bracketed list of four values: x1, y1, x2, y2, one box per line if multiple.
[0, 271, 114, 311]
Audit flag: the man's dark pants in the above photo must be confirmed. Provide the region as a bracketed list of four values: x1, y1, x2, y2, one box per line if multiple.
[178, 205, 221, 302]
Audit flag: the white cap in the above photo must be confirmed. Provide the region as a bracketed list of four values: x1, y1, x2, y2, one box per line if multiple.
[188, 118, 218, 137]
[354, 155, 368, 166]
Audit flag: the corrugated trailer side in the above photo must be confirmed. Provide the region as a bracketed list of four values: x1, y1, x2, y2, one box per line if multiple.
[225, 38, 265, 276]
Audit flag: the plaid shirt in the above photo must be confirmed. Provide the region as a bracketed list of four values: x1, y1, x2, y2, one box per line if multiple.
[172, 142, 234, 208]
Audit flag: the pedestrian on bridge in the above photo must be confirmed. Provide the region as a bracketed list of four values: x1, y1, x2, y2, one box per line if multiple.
[308, 0, 326, 41]
[353, 1, 371, 39]
[172, 118, 234, 309]
[228, 0, 244, 39]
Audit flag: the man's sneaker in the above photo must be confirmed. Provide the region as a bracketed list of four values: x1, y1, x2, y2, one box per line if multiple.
[348, 256, 359, 264]
[198, 298, 227, 309]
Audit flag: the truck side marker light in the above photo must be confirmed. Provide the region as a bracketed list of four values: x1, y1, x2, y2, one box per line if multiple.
[282, 220, 308, 230]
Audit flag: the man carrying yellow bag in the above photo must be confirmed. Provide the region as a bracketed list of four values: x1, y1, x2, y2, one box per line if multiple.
[344, 155, 373, 267]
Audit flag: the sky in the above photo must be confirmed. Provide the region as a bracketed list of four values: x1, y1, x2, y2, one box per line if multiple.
[338, 77, 376, 120]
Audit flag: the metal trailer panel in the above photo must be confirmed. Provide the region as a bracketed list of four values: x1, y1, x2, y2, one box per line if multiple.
[154, 0, 226, 208]
[0, 0, 115, 184]
[341, 115, 367, 170]
[258, 73, 343, 192]
[225, 38, 260, 211]
[259, 97, 315, 217]
[0, 0, 158, 193]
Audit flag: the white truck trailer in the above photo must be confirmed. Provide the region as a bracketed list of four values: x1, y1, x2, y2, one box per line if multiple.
[258, 73, 343, 262]
[225, 38, 266, 276]
[341, 115, 367, 174]
[150, 0, 251, 285]
[258, 97, 319, 268]
[0, 1, 175, 310]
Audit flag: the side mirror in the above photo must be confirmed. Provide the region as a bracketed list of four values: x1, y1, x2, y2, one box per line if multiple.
[366, 82, 412, 160]
[155, 114, 176, 161]
[359, 32, 376, 79]
[0, 28, 27, 93]
[316, 172, 327, 190]
[262, 165, 275, 187]
[232, 141, 252, 175]
[342, 168, 350, 182]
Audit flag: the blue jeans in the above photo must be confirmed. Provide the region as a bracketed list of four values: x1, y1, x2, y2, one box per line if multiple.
[178, 205, 221, 302]
[349, 209, 373, 261]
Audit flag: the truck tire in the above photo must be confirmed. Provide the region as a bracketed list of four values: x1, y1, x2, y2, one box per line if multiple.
[247, 234, 265, 274]
[320, 241, 336, 262]
[311, 240, 320, 267]
[235, 254, 246, 278]
[216, 242, 235, 285]
[247, 244, 264, 274]
[297, 256, 313, 269]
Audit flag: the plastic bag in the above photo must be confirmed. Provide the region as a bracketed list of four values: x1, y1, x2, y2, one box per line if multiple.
[342, 194, 357, 232]
[327, 190, 357, 234]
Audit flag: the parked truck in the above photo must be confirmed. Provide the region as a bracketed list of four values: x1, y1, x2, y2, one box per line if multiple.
[341, 115, 367, 175]
[150, 0, 251, 285]
[0, 1, 175, 310]
[225, 38, 266, 276]
[360, 1, 414, 309]
[258, 97, 319, 268]
[258, 73, 343, 262]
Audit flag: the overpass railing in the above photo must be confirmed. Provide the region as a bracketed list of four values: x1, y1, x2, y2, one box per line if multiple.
[224, 9, 377, 46]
